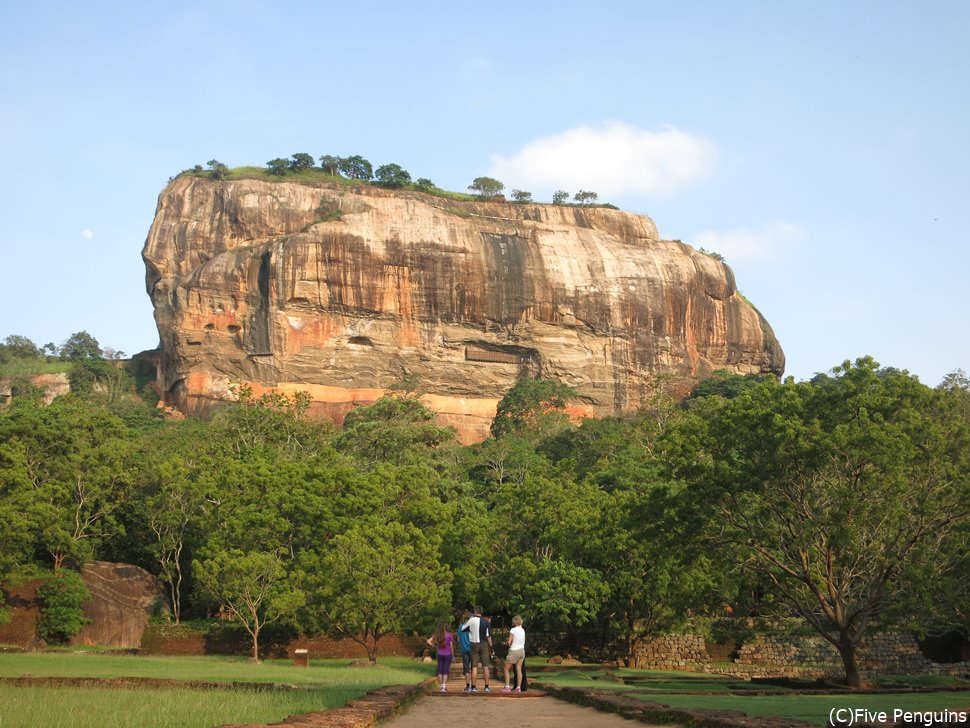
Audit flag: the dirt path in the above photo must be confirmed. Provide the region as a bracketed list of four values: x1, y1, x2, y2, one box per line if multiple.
[379, 693, 672, 727]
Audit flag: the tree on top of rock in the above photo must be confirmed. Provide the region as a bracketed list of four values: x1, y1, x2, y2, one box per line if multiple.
[468, 176, 504, 199]
[319, 155, 341, 175]
[337, 155, 373, 181]
[374, 163, 412, 189]
[266, 158, 289, 176]
[289, 153, 316, 172]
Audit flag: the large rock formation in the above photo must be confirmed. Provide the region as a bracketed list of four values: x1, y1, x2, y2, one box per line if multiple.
[143, 176, 784, 442]
[72, 561, 169, 648]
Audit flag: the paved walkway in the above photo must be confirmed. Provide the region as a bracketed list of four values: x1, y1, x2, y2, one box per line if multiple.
[379, 692, 671, 727]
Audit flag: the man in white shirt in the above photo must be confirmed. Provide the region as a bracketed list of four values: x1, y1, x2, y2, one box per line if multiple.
[466, 605, 493, 691]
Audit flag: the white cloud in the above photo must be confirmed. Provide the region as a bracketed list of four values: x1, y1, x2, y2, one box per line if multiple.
[692, 221, 807, 263]
[487, 121, 715, 199]
[80, 230, 94, 240]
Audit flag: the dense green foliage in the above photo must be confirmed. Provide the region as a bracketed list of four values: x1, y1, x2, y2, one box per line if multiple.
[1, 354, 967, 682]
[373, 163, 411, 188]
[35, 570, 90, 643]
[467, 176, 504, 198]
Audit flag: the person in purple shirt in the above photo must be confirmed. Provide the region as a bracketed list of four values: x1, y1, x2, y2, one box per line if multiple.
[426, 621, 454, 692]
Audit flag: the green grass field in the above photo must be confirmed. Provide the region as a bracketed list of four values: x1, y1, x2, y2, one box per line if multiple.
[0, 359, 70, 379]
[0, 653, 433, 728]
[535, 669, 970, 727]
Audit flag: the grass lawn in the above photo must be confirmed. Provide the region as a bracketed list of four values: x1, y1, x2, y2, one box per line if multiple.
[0, 652, 433, 728]
[536, 669, 970, 727]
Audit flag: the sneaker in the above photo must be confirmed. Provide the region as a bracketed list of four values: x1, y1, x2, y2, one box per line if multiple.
[484, 685, 491, 692]
[463, 685, 471, 692]
[469, 686, 478, 693]
[513, 687, 521, 693]
[441, 686, 447, 692]
[502, 686, 512, 692]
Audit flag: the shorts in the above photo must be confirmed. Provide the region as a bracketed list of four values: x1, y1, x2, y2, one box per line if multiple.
[471, 640, 491, 666]
[437, 652, 453, 675]
[505, 649, 525, 665]
[461, 650, 472, 673]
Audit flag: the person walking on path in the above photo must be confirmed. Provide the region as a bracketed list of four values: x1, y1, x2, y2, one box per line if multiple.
[426, 621, 453, 692]
[457, 610, 473, 692]
[468, 605, 493, 692]
[502, 615, 526, 692]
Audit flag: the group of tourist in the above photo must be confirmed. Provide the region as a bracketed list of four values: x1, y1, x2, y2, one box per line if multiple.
[425, 606, 526, 693]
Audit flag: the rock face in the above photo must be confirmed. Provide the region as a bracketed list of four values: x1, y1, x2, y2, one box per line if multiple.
[71, 561, 169, 648]
[143, 176, 784, 442]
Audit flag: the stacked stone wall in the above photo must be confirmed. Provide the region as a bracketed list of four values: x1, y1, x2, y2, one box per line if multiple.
[734, 632, 968, 677]
[634, 634, 710, 670]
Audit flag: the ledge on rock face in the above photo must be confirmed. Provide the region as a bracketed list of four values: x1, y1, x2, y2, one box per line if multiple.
[142, 177, 784, 442]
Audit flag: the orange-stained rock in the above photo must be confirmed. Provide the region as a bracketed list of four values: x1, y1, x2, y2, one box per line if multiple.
[142, 177, 784, 441]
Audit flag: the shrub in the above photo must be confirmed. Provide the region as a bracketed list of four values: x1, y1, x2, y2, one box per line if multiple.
[36, 571, 91, 644]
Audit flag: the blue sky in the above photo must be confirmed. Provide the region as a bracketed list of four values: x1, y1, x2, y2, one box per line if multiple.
[1, 1, 968, 385]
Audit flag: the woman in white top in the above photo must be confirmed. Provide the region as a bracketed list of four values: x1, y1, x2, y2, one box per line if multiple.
[502, 615, 526, 692]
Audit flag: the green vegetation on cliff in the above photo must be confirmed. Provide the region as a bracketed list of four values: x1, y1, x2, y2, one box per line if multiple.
[173, 154, 616, 208]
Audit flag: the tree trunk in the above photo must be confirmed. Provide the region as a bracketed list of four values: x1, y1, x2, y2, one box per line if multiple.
[626, 633, 640, 668]
[251, 627, 261, 663]
[836, 635, 862, 688]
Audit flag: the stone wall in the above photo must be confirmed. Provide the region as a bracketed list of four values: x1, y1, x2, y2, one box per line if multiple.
[624, 631, 970, 678]
[634, 634, 710, 670]
[735, 632, 970, 678]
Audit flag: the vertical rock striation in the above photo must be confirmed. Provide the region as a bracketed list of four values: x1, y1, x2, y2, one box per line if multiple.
[143, 176, 784, 442]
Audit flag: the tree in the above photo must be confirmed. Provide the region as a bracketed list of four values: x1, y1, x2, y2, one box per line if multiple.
[142, 453, 207, 624]
[414, 177, 434, 192]
[337, 155, 373, 181]
[289, 153, 315, 172]
[468, 176, 504, 199]
[312, 522, 450, 662]
[334, 394, 456, 465]
[212, 385, 327, 457]
[319, 155, 341, 175]
[938, 368, 970, 426]
[491, 377, 577, 439]
[0, 395, 132, 571]
[574, 190, 598, 205]
[374, 163, 412, 189]
[671, 358, 970, 687]
[36, 570, 91, 643]
[68, 357, 133, 404]
[552, 190, 570, 205]
[207, 159, 229, 181]
[687, 369, 773, 401]
[510, 190, 533, 203]
[2, 335, 41, 359]
[266, 158, 290, 176]
[60, 331, 101, 360]
[195, 548, 304, 662]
